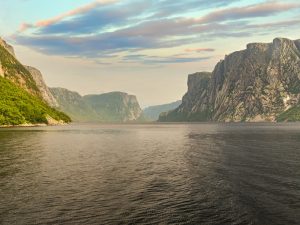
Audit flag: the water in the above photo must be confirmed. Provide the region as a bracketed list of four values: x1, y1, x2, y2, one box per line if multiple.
[0, 123, 299, 225]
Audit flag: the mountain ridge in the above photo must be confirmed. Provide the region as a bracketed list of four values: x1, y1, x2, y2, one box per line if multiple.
[51, 88, 144, 123]
[0, 38, 70, 125]
[159, 38, 300, 122]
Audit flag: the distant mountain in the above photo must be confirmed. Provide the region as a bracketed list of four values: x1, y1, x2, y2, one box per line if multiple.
[50, 88, 99, 122]
[83, 92, 143, 122]
[159, 38, 300, 122]
[0, 38, 70, 126]
[51, 88, 144, 123]
[143, 100, 182, 121]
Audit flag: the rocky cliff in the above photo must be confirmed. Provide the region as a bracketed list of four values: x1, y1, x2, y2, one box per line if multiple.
[84, 92, 143, 122]
[51, 88, 144, 122]
[25, 66, 58, 107]
[159, 38, 300, 122]
[0, 38, 40, 96]
[0, 38, 70, 125]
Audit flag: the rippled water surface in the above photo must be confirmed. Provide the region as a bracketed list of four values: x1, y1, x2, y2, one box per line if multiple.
[0, 123, 299, 225]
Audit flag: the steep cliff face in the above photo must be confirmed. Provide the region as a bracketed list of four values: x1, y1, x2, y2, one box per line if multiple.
[51, 88, 144, 122]
[0, 39, 40, 96]
[160, 38, 300, 122]
[0, 38, 58, 107]
[25, 66, 58, 107]
[84, 92, 143, 122]
[0, 38, 71, 125]
[159, 72, 211, 121]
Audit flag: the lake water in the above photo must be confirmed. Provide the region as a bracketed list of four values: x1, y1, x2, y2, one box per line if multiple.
[0, 123, 299, 225]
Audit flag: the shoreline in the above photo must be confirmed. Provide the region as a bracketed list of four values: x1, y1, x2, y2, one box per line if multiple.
[0, 123, 68, 128]
[1, 121, 299, 128]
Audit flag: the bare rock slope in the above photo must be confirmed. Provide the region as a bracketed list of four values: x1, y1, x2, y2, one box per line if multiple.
[160, 38, 300, 122]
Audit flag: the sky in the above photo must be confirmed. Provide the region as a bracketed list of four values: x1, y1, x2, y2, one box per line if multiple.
[0, 0, 300, 107]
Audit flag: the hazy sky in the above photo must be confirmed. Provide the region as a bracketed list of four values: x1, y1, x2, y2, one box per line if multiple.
[1, 0, 300, 107]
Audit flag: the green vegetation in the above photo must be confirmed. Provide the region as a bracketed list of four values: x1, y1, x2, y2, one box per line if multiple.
[50, 88, 100, 122]
[277, 106, 300, 122]
[0, 77, 71, 125]
[0, 45, 39, 95]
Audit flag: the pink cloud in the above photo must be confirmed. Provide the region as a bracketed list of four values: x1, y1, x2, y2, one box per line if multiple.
[19, 0, 119, 32]
[19, 23, 34, 32]
[185, 48, 215, 53]
[195, 0, 300, 24]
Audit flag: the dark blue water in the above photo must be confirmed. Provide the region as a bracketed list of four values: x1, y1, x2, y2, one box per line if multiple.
[0, 123, 299, 225]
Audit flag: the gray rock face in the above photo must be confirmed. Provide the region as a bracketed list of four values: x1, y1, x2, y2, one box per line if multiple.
[159, 72, 211, 122]
[25, 66, 58, 107]
[160, 38, 300, 122]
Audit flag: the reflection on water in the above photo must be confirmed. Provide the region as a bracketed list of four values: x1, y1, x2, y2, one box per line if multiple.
[0, 123, 299, 224]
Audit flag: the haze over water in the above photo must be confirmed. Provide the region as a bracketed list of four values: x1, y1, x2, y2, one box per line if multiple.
[0, 123, 299, 225]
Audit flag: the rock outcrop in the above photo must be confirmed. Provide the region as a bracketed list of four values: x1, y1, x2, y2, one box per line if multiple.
[25, 66, 58, 107]
[159, 38, 300, 122]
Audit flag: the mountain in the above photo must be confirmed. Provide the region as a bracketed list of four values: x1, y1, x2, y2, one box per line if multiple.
[143, 100, 182, 121]
[50, 88, 99, 122]
[0, 39, 40, 96]
[0, 38, 70, 126]
[51, 88, 144, 123]
[159, 38, 300, 122]
[83, 92, 143, 122]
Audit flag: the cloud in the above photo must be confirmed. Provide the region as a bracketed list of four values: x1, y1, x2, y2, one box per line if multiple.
[185, 48, 215, 53]
[195, 0, 300, 24]
[29, 0, 241, 36]
[19, 0, 119, 32]
[122, 54, 211, 65]
[13, 0, 300, 64]
[36, 1, 151, 35]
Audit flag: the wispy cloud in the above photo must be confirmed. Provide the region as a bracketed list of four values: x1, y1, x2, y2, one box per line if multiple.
[122, 54, 211, 65]
[19, 0, 119, 32]
[195, 0, 300, 24]
[185, 48, 215, 53]
[13, 0, 300, 64]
